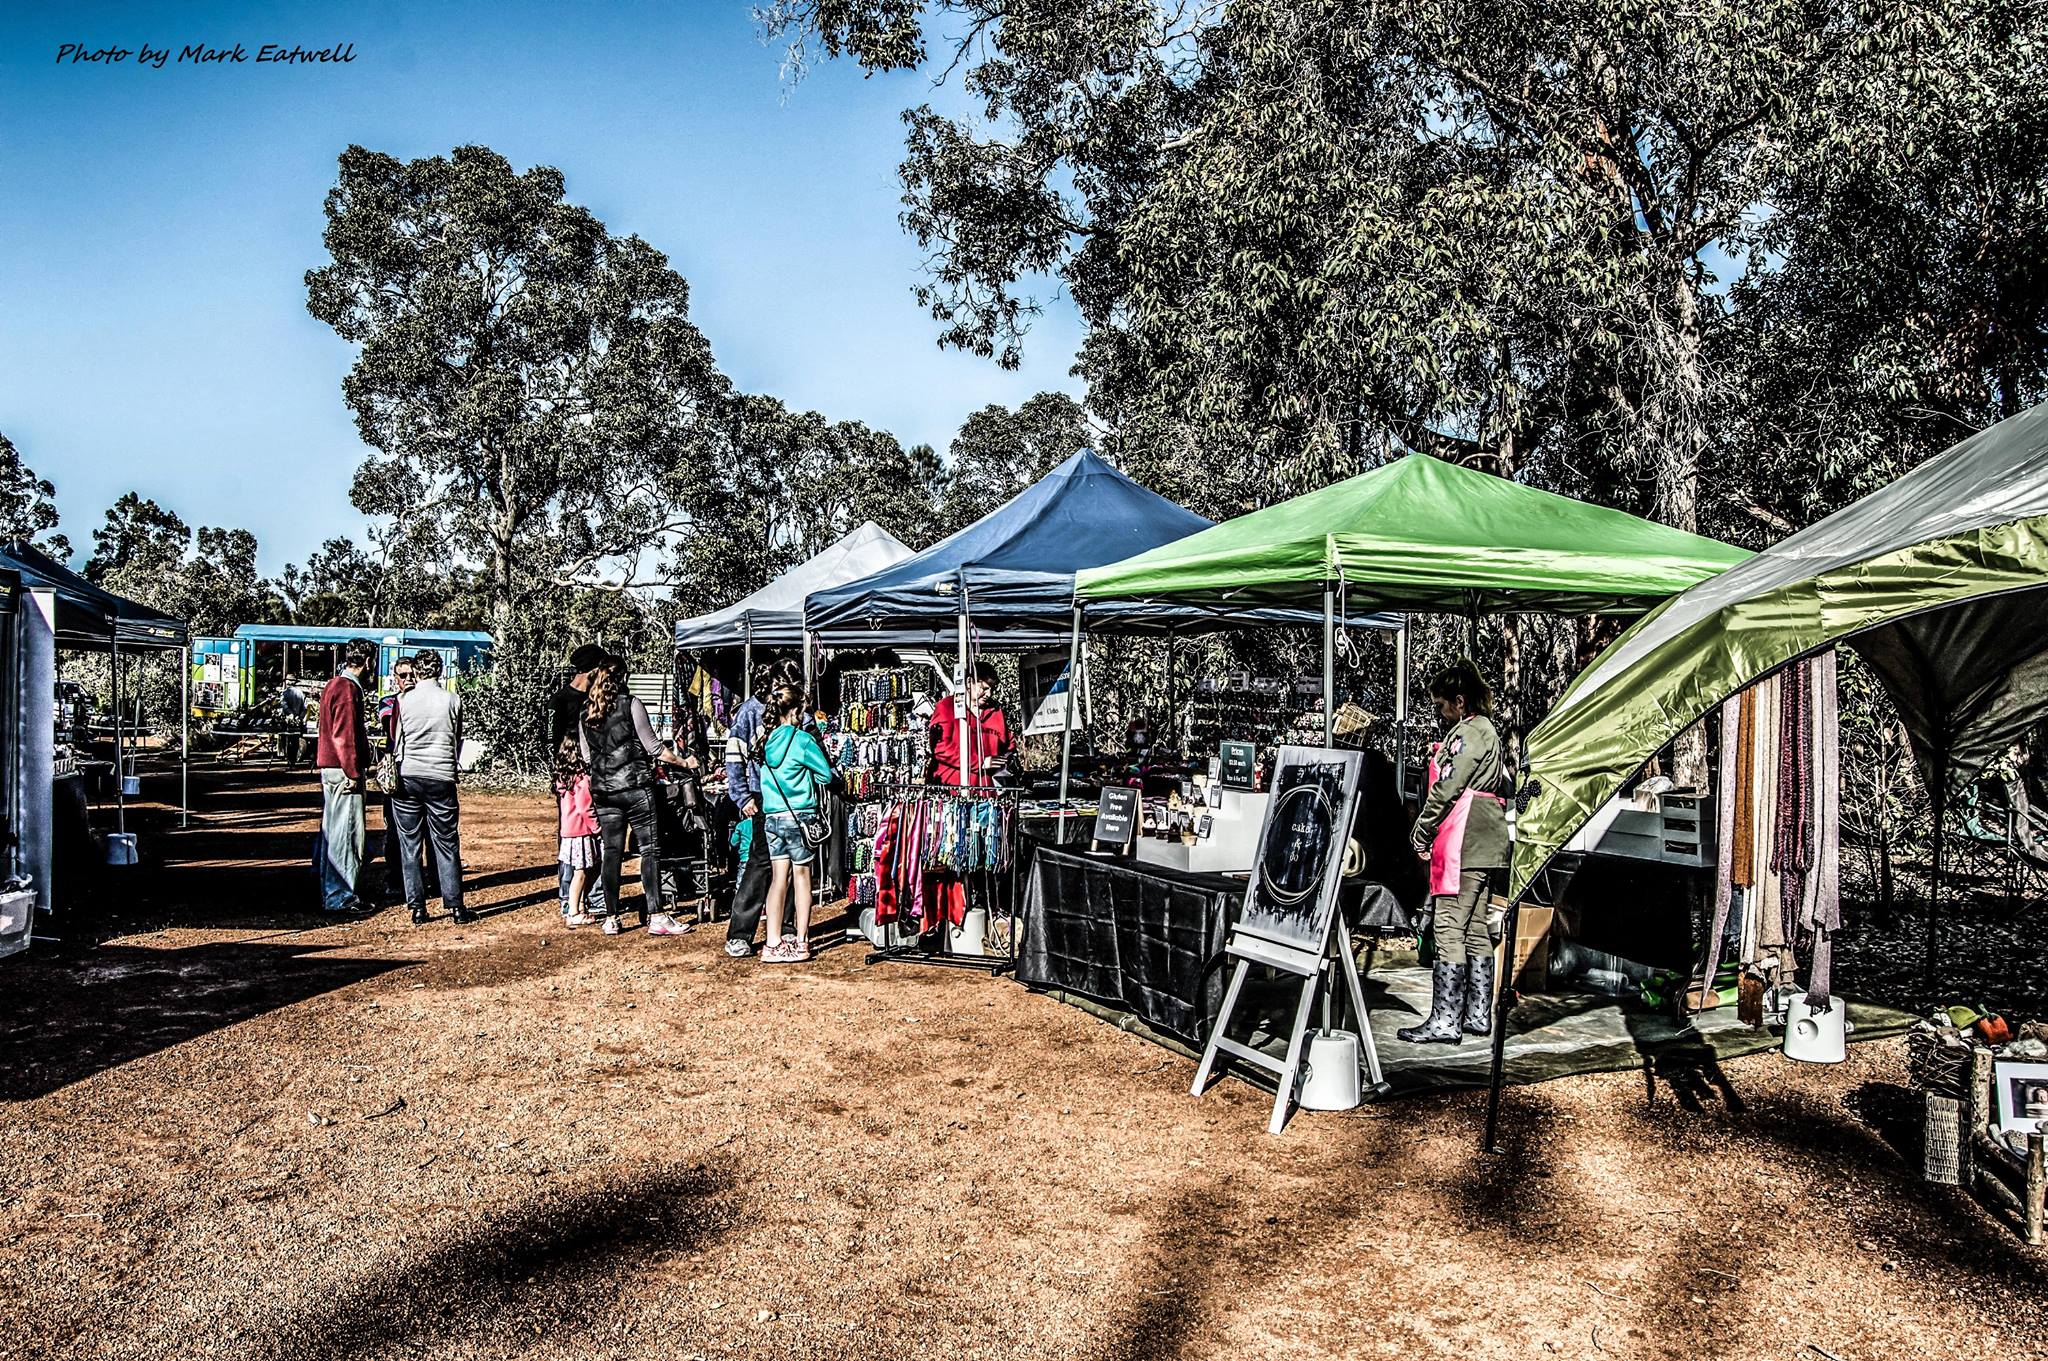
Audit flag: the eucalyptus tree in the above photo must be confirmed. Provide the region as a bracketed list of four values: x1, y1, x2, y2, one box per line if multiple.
[761, 0, 2047, 539]
[306, 145, 733, 635]
[0, 433, 69, 557]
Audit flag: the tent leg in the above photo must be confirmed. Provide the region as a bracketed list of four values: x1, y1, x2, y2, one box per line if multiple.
[957, 600, 975, 787]
[801, 631, 815, 705]
[1928, 752, 1949, 994]
[1322, 581, 1336, 749]
[1057, 606, 1081, 844]
[1394, 617, 1410, 796]
[743, 637, 753, 699]
[180, 645, 189, 828]
[112, 634, 126, 836]
[1481, 898, 1522, 1152]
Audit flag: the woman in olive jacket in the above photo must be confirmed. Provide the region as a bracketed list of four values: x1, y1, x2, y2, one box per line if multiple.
[1398, 660, 1509, 1044]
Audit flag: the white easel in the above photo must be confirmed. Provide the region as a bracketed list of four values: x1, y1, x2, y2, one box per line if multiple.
[1192, 912, 1385, 1134]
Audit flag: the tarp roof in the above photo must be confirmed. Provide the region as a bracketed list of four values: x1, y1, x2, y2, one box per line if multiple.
[1513, 400, 2048, 899]
[673, 521, 914, 650]
[2, 539, 188, 650]
[232, 624, 493, 646]
[806, 449, 1392, 642]
[1075, 453, 1752, 615]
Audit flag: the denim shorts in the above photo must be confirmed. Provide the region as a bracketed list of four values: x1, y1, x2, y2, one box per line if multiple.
[764, 812, 819, 865]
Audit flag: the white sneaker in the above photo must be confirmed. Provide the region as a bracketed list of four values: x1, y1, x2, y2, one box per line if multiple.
[646, 913, 692, 937]
[724, 938, 751, 958]
[564, 911, 599, 928]
[601, 915, 623, 936]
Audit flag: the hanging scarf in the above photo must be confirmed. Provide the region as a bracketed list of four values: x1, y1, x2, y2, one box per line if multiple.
[1803, 650, 1844, 1004]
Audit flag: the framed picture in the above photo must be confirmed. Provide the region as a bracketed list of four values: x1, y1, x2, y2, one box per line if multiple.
[1995, 1061, 2048, 1134]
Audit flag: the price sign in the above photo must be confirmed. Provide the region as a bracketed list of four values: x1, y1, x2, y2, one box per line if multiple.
[1220, 740, 1258, 788]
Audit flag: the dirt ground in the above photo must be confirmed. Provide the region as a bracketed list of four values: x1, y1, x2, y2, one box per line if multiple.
[5, 765, 2047, 1361]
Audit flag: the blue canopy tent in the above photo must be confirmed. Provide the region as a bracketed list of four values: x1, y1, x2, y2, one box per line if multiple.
[803, 450, 1396, 808]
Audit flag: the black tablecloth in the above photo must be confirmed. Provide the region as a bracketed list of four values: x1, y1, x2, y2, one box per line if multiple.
[1016, 837, 1241, 1044]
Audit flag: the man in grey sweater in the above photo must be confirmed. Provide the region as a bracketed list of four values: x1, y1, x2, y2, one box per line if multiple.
[390, 649, 472, 925]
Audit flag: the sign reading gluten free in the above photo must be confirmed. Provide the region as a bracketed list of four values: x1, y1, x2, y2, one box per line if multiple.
[1094, 786, 1140, 848]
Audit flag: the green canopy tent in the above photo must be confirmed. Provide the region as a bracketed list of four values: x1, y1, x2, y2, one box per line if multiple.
[1074, 452, 1751, 752]
[1074, 452, 1754, 615]
[1491, 400, 2048, 1148]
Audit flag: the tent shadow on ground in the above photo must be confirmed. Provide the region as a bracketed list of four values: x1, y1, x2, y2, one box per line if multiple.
[1628, 1080, 2048, 1288]
[233, 1161, 738, 1361]
[0, 939, 417, 1101]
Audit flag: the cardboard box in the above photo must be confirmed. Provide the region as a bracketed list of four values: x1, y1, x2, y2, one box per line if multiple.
[1490, 898, 1553, 991]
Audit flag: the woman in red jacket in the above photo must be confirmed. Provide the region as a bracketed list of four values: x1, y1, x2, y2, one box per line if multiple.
[928, 660, 1012, 788]
[924, 660, 1012, 933]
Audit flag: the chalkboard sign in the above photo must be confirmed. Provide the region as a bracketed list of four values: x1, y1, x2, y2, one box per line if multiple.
[1220, 740, 1258, 788]
[1094, 786, 1140, 847]
[1235, 746, 1364, 954]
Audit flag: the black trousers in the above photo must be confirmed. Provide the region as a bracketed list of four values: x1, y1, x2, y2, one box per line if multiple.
[595, 783, 664, 918]
[725, 803, 771, 944]
[391, 775, 464, 914]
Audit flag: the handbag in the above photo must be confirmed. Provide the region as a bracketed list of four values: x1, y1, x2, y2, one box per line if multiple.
[375, 692, 402, 794]
[764, 730, 833, 850]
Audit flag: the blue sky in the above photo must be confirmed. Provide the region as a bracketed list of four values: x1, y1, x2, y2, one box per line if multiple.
[1, 1, 1087, 573]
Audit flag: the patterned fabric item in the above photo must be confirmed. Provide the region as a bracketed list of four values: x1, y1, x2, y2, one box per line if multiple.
[1803, 650, 1844, 1004]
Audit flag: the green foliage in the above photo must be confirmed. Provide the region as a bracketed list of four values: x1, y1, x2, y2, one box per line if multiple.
[305, 145, 733, 632]
[0, 432, 70, 557]
[939, 391, 1090, 531]
[83, 494, 287, 636]
[766, 0, 2048, 546]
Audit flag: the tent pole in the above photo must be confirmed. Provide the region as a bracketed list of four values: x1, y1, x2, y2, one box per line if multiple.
[112, 634, 126, 836]
[743, 622, 753, 701]
[1323, 581, 1336, 748]
[1481, 897, 1522, 1152]
[1394, 617, 1410, 798]
[1927, 749, 1949, 993]
[801, 628, 815, 705]
[180, 644, 189, 828]
[1058, 605, 1081, 843]
[957, 595, 973, 788]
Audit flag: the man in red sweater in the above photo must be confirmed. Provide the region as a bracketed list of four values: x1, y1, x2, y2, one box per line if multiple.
[313, 637, 377, 913]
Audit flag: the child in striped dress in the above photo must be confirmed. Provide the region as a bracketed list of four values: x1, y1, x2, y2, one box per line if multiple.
[554, 737, 602, 928]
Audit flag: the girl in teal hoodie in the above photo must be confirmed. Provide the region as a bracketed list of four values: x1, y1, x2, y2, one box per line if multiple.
[759, 685, 835, 961]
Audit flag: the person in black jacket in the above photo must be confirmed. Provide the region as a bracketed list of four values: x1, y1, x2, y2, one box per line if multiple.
[578, 654, 691, 938]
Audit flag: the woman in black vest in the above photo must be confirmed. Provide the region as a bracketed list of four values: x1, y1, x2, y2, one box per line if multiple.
[578, 655, 692, 937]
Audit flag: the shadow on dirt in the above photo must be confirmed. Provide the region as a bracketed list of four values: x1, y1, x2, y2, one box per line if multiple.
[239, 1161, 739, 1361]
[0, 938, 417, 1101]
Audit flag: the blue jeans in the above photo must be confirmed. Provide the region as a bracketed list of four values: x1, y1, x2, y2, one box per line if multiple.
[764, 811, 819, 865]
[314, 769, 364, 910]
[558, 860, 609, 914]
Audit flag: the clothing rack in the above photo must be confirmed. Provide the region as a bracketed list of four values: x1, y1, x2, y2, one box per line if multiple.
[863, 784, 1022, 975]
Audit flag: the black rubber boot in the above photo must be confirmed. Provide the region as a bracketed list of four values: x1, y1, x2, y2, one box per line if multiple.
[1398, 960, 1469, 1044]
[1463, 954, 1497, 1036]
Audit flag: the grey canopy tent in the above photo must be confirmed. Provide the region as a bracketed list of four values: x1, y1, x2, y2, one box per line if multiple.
[1493, 399, 2048, 1147]
[673, 521, 914, 651]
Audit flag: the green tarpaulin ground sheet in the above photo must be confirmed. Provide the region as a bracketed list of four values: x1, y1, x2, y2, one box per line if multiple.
[1036, 967, 1916, 1097]
[1074, 453, 1750, 616]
